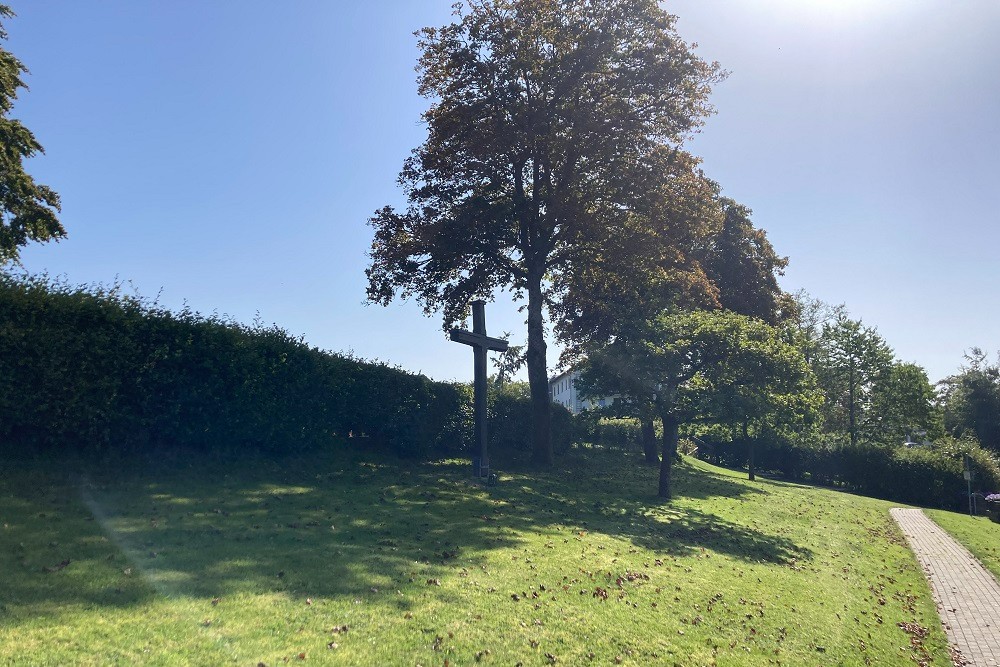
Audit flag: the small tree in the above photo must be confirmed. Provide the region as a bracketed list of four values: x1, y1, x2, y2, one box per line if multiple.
[0, 5, 63, 264]
[703, 332, 821, 481]
[579, 310, 815, 497]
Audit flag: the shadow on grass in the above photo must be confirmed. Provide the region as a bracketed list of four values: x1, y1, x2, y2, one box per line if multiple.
[0, 443, 810, 622]
[494, 449, 809, 565]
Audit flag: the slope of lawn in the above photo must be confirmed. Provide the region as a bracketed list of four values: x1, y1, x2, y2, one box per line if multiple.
[0, 445, 952, 666]
[926, 509, 1000, 581]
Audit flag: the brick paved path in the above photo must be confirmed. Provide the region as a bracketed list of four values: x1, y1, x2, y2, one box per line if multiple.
[891, 508, 1000, 666]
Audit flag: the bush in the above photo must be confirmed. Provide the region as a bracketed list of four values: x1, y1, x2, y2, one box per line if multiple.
[574, 413, 642, 451]
[487, 381, 575, 459]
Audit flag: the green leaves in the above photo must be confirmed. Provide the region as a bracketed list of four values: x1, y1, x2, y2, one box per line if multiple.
[815, 314, 894, 446]
[0, 272, 470, 459]
[0, 7, 64, 264]
[581, 309, 819, 493]
[368, 0, 728, 463]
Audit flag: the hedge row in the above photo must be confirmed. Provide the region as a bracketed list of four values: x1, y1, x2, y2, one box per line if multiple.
[702, 435, 1000, 511]
[574, 415, 644, 451]
[486, 382, 576, 459]
[1, 272, 557, 459]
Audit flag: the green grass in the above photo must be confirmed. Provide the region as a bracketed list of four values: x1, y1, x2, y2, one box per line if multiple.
[926, 508, 1000, 581]
[1, 445, 952, 666]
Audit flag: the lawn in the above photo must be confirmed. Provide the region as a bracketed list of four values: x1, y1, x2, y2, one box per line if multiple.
[1, 445, 952, 666]
[926, 508, 1000, 581]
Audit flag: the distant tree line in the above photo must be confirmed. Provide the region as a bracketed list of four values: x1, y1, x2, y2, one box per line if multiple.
[575, 288, 1000, 508]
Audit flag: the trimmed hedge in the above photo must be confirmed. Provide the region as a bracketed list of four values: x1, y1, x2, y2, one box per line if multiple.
[574, 414, 643, 451]
[488, 381, 575, 458]
[0, 272, 478, 458]
[702, 433, 1000, 511]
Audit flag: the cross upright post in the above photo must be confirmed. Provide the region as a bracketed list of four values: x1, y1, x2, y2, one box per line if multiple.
[450, 300, 508, 480]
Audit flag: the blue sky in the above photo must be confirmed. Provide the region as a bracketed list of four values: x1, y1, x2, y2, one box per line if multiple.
[8, 1, 1000, 383]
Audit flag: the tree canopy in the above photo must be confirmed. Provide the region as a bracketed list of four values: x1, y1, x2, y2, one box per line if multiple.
[867, 362, 942, 445]
[366, 0, 723, 466]
[815, 314, 893, 446]
[0, 5, 63, 264]
[700, 197, 789, 325]
[940, 348, 1000, 454]
[578, 309, 816, 496]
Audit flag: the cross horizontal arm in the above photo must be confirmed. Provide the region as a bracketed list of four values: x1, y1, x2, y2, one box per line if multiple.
[450, 328, 510, 352]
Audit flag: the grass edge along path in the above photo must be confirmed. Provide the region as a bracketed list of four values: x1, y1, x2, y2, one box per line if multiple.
[1, 447, 954, 666]
[892, 508, 1000, 667]
[926, 508, 1000, 583]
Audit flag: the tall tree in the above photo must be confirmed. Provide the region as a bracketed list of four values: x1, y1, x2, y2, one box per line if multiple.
[0, 5, 63, 264]
[815, 315, 893, 446]
[784, 290, 846, 366]
[366, 0, 723, 466]
[700, 197, 788, 325]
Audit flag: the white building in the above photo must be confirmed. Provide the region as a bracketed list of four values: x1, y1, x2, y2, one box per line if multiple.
[549, 368, 614, 414]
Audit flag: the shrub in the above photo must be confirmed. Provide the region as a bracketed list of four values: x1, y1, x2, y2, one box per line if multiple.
[574, 412, 642, 451]
[487, 381, 575, 459]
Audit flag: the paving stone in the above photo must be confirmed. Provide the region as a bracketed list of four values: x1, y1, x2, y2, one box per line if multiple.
[891, 508, 1000, 667]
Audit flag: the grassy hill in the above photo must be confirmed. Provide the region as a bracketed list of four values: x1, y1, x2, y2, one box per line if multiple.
[0, 446, 953, 666]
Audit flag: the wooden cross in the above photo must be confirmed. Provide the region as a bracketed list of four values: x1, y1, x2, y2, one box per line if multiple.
[450, 300, 508, 479]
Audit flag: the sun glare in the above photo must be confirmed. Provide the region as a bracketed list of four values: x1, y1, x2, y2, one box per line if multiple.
[767, 0, 905, 25]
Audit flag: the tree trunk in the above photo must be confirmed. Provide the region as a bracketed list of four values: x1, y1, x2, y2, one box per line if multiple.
[526, 276, 552, 466]
[744, 421, 755, 481]
[641, 419, 658, 465]
[658, 413, 679, 499]
[848, 359, 857, 446]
